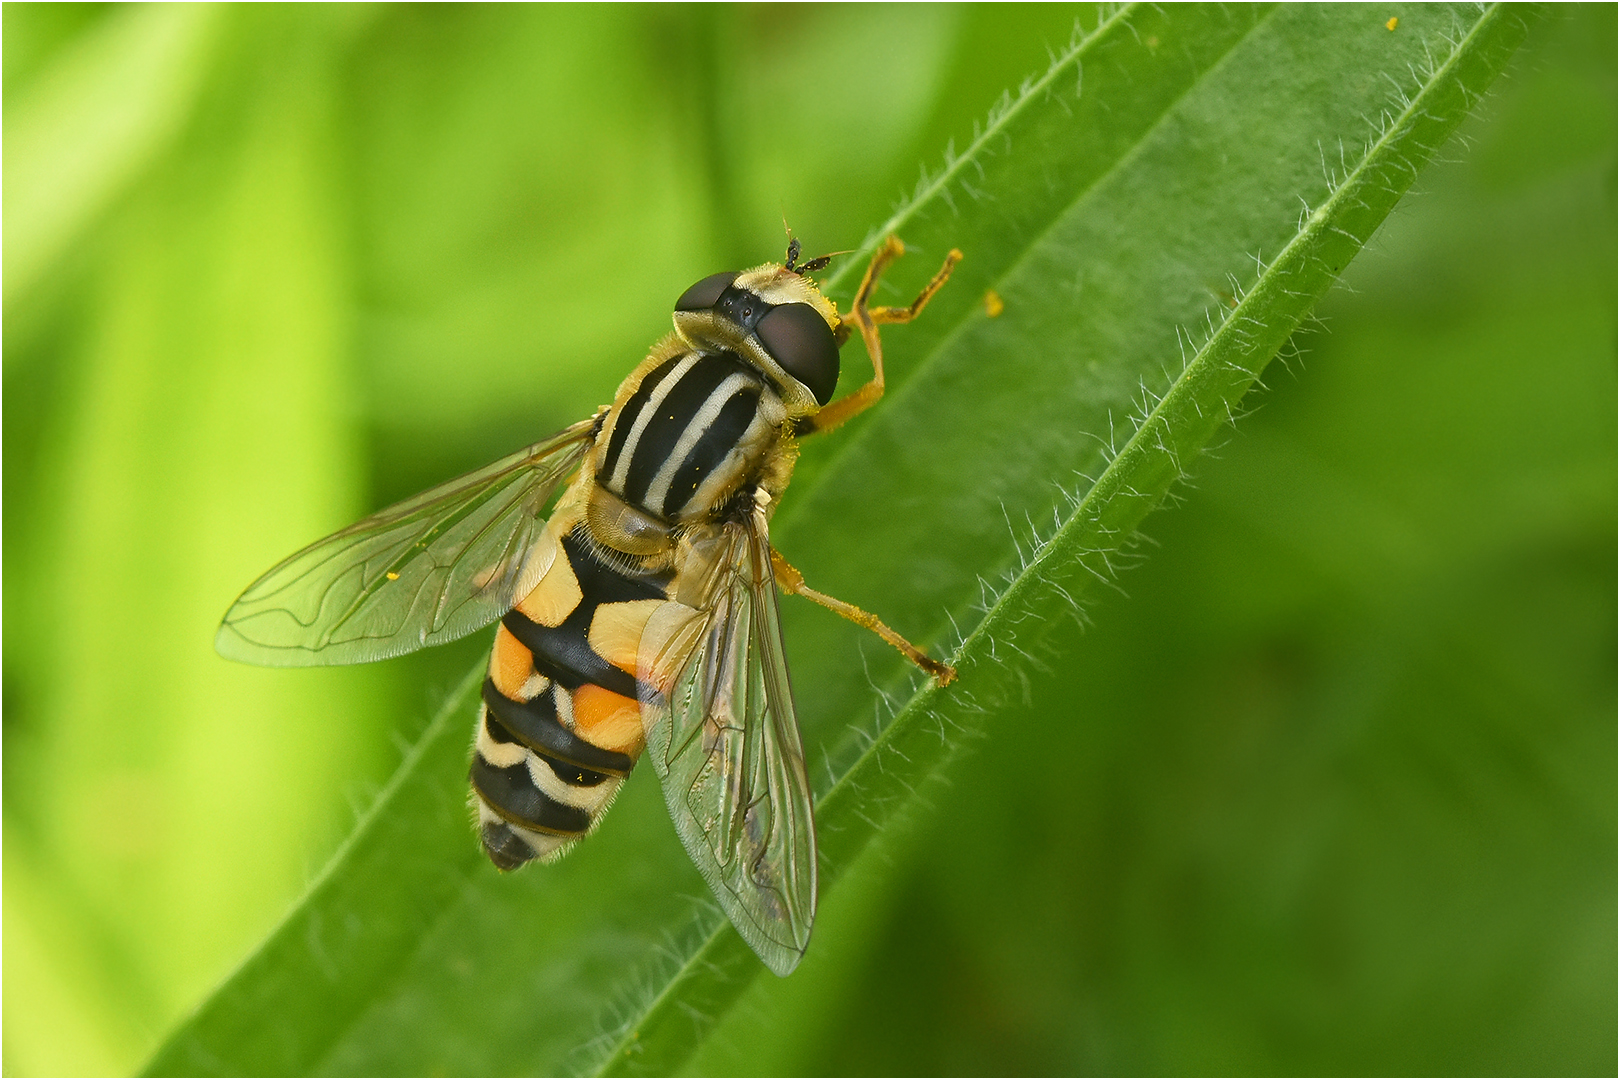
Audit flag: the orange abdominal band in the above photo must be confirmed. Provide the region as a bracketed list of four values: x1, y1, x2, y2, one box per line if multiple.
[571, 685, 643, 756]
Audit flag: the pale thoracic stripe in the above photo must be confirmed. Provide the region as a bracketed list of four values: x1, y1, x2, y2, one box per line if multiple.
[642, 372, 754, 515]
[607, 351, 702, 492]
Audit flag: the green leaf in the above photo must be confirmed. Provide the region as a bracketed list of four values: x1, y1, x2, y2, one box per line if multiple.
[143, 4, 1531, 1075]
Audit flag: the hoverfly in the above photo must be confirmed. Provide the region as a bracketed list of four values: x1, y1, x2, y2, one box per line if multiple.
[216, 236, 960, 976]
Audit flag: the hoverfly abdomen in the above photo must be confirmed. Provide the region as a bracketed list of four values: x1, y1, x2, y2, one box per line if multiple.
[478, 680, 630, 782]
[471, 519, 674, 868]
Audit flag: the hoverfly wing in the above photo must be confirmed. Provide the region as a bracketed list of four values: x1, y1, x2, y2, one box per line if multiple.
[216, 418, 596, 667]
[637, 505, 817, 977]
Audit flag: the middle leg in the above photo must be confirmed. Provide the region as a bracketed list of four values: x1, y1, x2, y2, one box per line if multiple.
[770, 546, 956, 686]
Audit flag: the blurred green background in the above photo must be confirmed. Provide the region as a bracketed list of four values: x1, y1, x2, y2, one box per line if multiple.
[4, 4, 1612, 1076]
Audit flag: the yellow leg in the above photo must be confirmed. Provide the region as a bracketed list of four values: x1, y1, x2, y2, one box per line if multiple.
[770, 547, 956, 687]
[806, 237, 963, 435]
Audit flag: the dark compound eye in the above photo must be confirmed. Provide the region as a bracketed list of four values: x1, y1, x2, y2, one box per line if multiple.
[757, 303, 839, 405]
[674, 271, 738, 312]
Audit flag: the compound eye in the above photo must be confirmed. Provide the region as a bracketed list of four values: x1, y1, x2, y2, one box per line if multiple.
[757, 303, 840, 405]
[675, 271, 739, 312]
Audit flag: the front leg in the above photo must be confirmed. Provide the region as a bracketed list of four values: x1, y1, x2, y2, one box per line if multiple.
[803, 237, 962, 436]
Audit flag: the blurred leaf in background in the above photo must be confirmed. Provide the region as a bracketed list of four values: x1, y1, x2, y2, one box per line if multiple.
[3, 3, 1611, 1077]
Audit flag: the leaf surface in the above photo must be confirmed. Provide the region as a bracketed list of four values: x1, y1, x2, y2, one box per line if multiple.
[144, 5, 1531, 1075]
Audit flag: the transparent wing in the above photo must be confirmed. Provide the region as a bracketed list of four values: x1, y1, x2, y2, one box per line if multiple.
[216, 418, 596, 667]
[638, 503, 817, 976]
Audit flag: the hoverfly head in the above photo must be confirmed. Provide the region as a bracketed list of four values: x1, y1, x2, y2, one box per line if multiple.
[672, 260, 841, 408]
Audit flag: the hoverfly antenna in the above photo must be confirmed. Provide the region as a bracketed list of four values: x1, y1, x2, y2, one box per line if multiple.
[781, 212, 845, 276]
[794, 248, 852, 276]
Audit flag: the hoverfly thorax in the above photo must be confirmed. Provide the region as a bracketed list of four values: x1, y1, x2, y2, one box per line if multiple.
[216, 236, 960, 977]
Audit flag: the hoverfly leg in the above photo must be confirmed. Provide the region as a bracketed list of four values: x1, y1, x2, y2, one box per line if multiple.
[768, 546, 956, 687]
[808, 237, 963, 435]
[865, 243, 962, 326]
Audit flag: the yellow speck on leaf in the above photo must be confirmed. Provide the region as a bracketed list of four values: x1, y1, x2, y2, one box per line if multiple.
[1386, 16, 1398, 30]
[984, 289, 1005, 318]
[386, 571, 400, 580]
